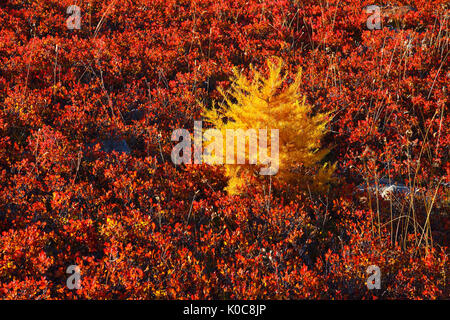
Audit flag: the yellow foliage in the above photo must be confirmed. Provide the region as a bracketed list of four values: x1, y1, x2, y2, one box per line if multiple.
[203, 57, 334, 194]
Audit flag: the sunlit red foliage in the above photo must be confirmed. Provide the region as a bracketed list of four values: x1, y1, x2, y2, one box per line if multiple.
[0, 0, 448, 299]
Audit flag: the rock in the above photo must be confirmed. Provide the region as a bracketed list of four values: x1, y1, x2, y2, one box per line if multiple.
[100, 139, 131, 154]
[125, 108, 145, 122]
[356, 179, 414, 200]
[380, 184, 411, 200]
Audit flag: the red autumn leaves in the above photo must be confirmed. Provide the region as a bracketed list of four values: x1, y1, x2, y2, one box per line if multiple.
[0, 0, 448, 299]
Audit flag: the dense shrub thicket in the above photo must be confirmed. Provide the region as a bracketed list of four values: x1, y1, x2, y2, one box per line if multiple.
[0, 0, 448, 299]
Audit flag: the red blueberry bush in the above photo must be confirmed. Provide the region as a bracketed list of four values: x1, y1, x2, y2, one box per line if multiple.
[0, 0, 448, 299]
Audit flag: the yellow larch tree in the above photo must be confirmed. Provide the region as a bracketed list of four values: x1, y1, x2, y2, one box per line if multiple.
[203, 57, 334, 195]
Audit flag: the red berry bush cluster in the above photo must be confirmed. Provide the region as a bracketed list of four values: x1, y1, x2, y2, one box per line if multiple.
[0, 0, 448, 299]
